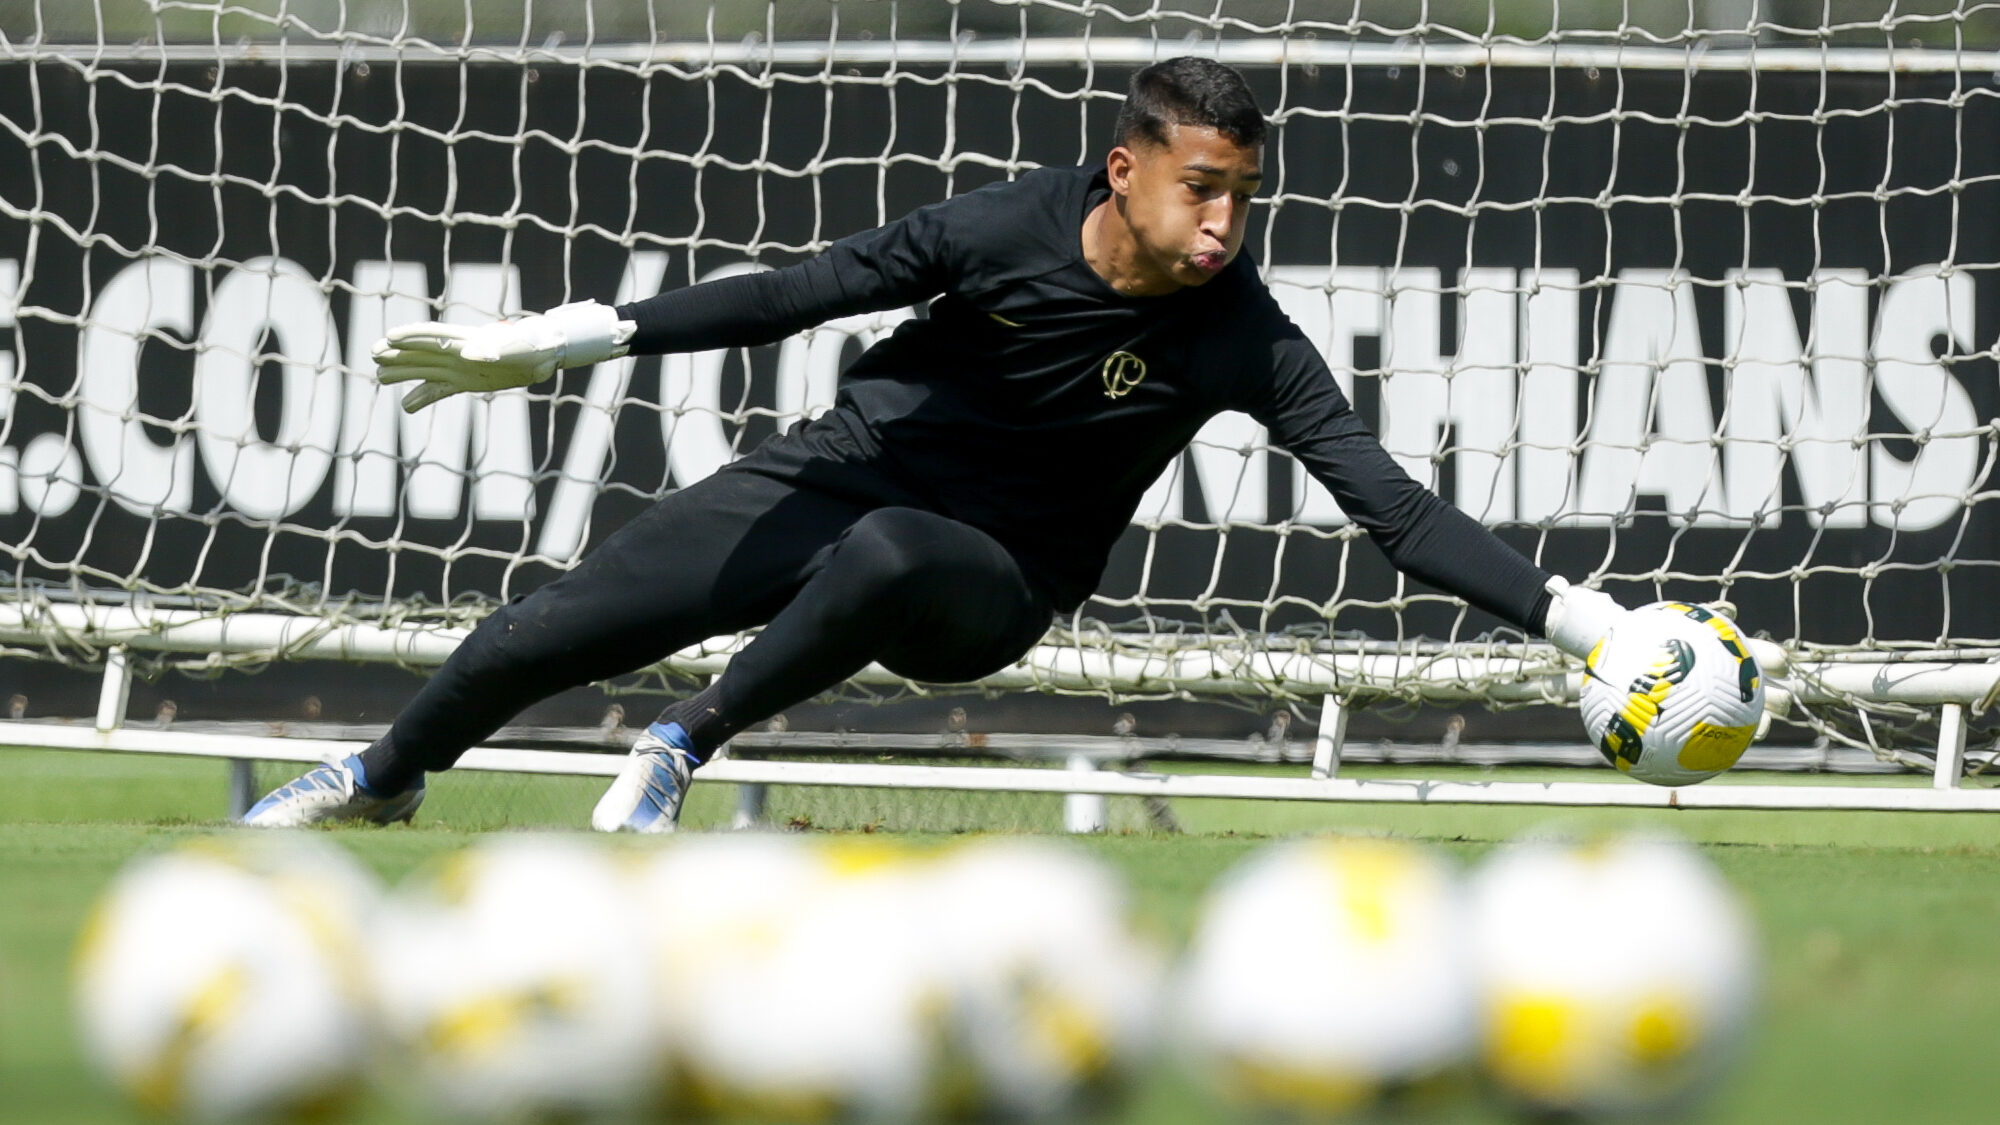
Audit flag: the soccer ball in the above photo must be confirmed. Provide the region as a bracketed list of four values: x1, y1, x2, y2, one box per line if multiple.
[640, 836, 942, 1120]
[72, 836, 378, 1122]
[368, 835, 661, 1120]
[626, 832, 854, 1111]
[1579, 601, 1765, 786]
[1174, 837, 1474, 1117]
[925, 839, 1164, 1119]
[1467, 833, 1757, 1117]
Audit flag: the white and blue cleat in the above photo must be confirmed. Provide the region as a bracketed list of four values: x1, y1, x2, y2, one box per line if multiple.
[591, 723, 698, 834]
[239, 755, 425, 828]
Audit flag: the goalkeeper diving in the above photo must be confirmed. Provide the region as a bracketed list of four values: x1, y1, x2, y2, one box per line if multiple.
[245, 57, 1634, 831]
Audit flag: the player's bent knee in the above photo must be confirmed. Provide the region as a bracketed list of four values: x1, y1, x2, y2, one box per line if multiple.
[880, 631, 1045, 685]
[829, 506, 1055, 682]
[837, 508, 982, 596]
[879, 606, 1052, 685]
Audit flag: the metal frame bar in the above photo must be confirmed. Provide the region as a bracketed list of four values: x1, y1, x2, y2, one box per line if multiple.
[92, 646, 130, 733]
[1311, 697, 1349, 780]
[1062, 754, 1109, 833]
[1936, 702, 1969, 790]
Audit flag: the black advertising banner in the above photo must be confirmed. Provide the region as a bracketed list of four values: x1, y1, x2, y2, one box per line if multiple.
[0, 56, 1992, 652]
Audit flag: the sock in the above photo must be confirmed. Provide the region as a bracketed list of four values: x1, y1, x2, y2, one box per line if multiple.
[651, 683, 733, 764]
[354, 733, 422, 797]
[646, 721, 701, 765]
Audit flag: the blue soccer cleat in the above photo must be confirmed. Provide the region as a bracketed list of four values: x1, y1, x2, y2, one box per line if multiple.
[240, 755, 425, 828]
[591, 723, 697, 834]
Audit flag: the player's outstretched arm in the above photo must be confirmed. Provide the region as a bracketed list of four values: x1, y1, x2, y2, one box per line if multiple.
[373, 300, 634, 413]
[1239, 301, 1636, 649]
[1264, 396, 1635, 652]
[613, 201, 953, 357]
[376, 197, 954, 413]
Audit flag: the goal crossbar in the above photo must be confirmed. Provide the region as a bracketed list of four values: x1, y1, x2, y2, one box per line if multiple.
[13, 39, 1998, 75]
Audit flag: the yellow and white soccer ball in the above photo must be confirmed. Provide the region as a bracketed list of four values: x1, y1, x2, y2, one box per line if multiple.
[1175, 837, 1474, 1117]
[627, 832, 857, 1112]
[369, 835, 661, 1121]
[72, 835, 379, 1122]
[1467, 833, 1757, 1117]
[925, 838, 1164, 1119]
[643, 837, 943, 1121]
[1580, 601, 1765, 786]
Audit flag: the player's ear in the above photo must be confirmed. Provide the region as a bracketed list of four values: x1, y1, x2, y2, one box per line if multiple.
[1105, 144, 1137, 196]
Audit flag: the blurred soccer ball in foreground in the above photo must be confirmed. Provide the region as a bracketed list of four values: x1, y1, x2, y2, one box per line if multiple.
[72, 835, 378, 1122]
[370, 835, 659, 1120]
[1468, 833, 1757, 1117]
[630, 831, 835, 1052]
[927, 839, 1163, 1118]
[1580, 601, 1765, 786]
[1175, 837, 1473, 1116]
[650, 837, 940, 1120]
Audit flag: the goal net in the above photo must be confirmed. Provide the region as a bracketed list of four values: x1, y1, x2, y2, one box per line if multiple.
[2, 1, 1998, 788]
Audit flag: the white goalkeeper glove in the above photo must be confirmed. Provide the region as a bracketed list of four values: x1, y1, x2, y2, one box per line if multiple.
[372, 300, 637, 413]
[1541, 574, 1629, 662]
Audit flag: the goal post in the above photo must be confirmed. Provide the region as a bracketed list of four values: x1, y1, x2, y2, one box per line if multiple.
[2, 4, 1999, 820]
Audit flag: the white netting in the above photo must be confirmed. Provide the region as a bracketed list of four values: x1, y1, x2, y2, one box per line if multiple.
[2, 2, 1999, 758]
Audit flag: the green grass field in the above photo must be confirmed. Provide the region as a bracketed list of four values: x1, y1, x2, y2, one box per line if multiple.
[5, 746, 2000, 1123]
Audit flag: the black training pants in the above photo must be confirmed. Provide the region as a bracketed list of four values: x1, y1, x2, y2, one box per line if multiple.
[386, 411, 1058, 771]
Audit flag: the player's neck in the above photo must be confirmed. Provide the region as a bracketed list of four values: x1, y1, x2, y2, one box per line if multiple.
[1082, 199, 1183, 297]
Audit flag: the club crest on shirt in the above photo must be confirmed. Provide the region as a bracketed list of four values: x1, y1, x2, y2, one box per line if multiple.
[1101, 351, 1148, 399]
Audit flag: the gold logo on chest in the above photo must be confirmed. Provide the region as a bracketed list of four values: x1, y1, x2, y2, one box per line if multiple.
[1101, 351, 1148, 399]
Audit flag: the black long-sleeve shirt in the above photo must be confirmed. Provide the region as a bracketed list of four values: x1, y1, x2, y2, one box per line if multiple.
[619, 165, 1552, 628]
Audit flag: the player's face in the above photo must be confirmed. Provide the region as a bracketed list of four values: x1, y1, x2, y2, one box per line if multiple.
[1112, 125, 1262, 288]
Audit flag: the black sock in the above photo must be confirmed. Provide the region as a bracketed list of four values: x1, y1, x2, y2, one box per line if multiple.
[653, 683, 737, 763]
[355, 732, 422, 797]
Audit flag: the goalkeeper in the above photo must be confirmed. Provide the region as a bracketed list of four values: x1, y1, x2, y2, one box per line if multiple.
[244, 57, 1626, 831]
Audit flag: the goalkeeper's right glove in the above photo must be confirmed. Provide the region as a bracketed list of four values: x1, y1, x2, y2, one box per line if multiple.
[1541, 574, 1629, 662]
[372, 299, 637, 413]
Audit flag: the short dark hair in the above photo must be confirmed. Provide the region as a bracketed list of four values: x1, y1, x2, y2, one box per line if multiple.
[1114, 57, 1266, 150]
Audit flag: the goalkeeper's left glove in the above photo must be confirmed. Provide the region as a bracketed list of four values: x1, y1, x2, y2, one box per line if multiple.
[372, 300, 636, 413]
[1541, 574, 1629, 661]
